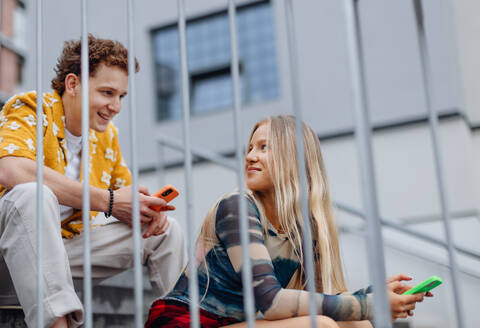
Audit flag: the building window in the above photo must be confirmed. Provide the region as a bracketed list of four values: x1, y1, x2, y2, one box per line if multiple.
[0, 0, 26, 101]
[13, 1, 27, 49]
[151, 0, 279, 121]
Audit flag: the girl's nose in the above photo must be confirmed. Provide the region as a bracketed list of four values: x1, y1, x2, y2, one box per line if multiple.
[246, 151, 258, 163]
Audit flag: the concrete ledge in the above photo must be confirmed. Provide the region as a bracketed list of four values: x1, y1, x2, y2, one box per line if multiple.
[0, 308, 26, 327]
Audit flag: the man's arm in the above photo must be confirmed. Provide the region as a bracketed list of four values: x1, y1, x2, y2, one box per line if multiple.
[0, 156, 109, 213]
[0, 156, 173, 226]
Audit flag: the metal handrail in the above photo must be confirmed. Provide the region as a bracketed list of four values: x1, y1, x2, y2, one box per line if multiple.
[156, 136, 480, 263]
[335, 202, 480, 261]
[340, 225, 480, 281]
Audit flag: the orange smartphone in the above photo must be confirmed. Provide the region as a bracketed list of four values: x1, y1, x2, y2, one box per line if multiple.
[150, 184, 179, 211]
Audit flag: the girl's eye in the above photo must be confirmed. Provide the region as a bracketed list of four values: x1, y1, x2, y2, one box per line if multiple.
[261, 144, 268, 150]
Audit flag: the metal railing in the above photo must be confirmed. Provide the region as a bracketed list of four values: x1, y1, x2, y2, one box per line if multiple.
[284, 1, 321, 326]
[343, 0, 392, 325]
[80, 1, 92, 327]
[177, 2, 200, 327]
[412, 0, 465, 326]
[228, 1, 256, 326]
[35, 1, 44, 326]
[25, 0, 472, 327]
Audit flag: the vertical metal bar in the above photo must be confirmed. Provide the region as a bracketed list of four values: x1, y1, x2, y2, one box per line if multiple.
[228, 1, 255, 327]
[80, 0, 92, 327]
[412, 1, 465, 327]
[343, 1, 392, 327]
[177, 1, 200, 328]
[0, 0, 3, 72]
[126, 0, 143, 327]
[284, 1, 318, 327]
[157, 141, 165, 188]
[35, 0, 44, 326]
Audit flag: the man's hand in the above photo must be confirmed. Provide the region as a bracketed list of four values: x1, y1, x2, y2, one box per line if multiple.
[111, 185, 175, 227]
[142, 211, 170, 238]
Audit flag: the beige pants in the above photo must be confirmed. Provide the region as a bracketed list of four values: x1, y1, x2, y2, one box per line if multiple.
[0, 182, 186, 328]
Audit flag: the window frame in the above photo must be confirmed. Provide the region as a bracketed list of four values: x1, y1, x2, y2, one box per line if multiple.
[150, 0, 276, 122]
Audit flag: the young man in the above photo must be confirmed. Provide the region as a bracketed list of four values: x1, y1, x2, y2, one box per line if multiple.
[0, 36, 186, 328]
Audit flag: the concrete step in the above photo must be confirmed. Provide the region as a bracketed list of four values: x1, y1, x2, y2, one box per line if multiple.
[0, 309, 137, 328]
[0, 268, 156, 327]
[0, 307, 25, 328]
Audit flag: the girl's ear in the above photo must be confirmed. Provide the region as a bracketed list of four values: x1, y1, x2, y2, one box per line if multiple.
[64, 73, 80, 96]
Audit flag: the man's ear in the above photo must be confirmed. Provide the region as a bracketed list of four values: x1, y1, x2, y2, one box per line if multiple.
[64, 73, 80, 96]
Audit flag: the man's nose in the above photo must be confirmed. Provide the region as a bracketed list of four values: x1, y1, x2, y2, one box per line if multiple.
[109, 97, 121, 113]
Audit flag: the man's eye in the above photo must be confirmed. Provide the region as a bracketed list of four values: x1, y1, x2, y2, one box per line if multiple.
[103, 90, 112, 96]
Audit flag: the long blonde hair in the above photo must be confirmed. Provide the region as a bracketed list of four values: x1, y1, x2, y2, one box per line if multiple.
[197, 115, 346, 295]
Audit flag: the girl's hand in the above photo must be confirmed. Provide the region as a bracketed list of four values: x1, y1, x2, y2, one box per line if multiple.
[387, 281, 424, 322]
[387, 274, 412, 284]
[388, 273, 435, 297]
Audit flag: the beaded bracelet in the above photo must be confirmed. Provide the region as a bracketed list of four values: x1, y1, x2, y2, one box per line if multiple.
[105, 188, 114, 218]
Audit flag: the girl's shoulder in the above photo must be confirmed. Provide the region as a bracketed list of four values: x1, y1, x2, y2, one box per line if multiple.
[216, 192, 261, 220]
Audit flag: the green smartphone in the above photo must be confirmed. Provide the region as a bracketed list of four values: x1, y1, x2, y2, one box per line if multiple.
[402, 275, 442, 295]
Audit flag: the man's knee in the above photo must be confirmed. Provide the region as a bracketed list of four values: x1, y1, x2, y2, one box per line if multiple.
[166, 217, 184, 240]
[166, 218, 186, 255]
[1, 183, 59, 224]
[6, 182, 57, 204]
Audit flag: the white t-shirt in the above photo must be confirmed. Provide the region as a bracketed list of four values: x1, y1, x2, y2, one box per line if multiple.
[59, 129, 82, 221]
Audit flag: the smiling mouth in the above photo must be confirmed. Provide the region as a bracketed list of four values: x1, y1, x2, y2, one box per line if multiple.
[247, 167, 261, 172]
[97, 112, 110, 121]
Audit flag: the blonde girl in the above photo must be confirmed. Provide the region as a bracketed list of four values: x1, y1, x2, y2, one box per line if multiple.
[145, 115, 425, 328]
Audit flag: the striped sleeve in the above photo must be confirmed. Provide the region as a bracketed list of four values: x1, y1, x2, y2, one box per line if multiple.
[215, 194, 374, 321]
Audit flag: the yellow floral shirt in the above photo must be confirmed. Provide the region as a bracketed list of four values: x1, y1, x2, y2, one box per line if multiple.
[0, 91, 132, 238]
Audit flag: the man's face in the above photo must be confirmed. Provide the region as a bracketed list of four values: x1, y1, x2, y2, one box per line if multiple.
[69, 64, 128, 134]
[87, 64, 128, 132]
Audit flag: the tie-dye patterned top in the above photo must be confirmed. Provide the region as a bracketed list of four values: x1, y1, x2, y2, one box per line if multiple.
[165, 193, 373, 322]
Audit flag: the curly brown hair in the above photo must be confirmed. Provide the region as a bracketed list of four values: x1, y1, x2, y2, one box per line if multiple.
[51, 35, 139, 95]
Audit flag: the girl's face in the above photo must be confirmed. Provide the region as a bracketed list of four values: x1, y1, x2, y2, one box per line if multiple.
[245, 124, 274, 194]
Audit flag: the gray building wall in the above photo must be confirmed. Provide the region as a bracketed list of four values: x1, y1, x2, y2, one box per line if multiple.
[18, 0, 480, 327]
[22, 0, 467, 168]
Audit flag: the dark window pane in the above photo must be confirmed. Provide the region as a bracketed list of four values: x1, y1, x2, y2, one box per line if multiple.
[152, 1, 278, 121]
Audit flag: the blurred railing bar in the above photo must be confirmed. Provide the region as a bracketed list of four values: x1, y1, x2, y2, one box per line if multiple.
[399, 209, 479, 225]
[228, 1, 256, 326]
[80, 0, 93, 327]
[126, 0, 144, 327]
[157, 136, 237, 170]
[413, 1, 465, 326]
[0, 0, 3, 72]
[284, 1, 319, 326]
[177, 1, 200, 327]
[157, 142, 166, 188]
[334, 202, 480, 261]
[341, 226, 480, 280]
[35, 0, 44, 326]
[343, 0, 392, 326]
